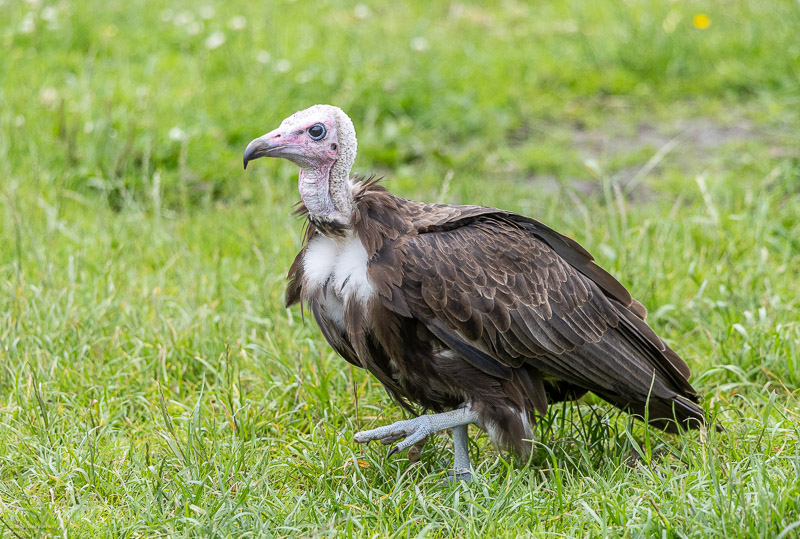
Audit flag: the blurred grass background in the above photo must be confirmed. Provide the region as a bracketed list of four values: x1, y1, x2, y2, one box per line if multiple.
[1, 0, 799, 536]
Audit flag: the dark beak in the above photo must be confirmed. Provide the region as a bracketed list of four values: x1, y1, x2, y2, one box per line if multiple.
[243, 134, 287, 169]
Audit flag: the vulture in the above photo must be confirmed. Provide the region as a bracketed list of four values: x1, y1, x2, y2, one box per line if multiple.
[243, 105, 707, 480]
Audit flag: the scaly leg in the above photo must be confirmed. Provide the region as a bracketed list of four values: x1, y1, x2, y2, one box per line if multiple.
[354, 406, 477, 480]
[449, 424, 472, 482]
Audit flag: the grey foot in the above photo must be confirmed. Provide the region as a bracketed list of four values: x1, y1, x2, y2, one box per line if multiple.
[443, 469, 473, 485]
[354, 416, 434, 457]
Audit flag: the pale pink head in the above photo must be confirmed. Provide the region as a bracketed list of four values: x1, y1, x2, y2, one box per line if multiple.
[243, 105, 357, 223]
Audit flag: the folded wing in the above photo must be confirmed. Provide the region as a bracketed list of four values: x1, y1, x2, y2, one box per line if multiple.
[376, 212, 703, 431]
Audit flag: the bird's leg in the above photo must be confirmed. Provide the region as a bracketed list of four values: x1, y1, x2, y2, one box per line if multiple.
[449, 424, 472, 482]
[354, 406, 477, 480]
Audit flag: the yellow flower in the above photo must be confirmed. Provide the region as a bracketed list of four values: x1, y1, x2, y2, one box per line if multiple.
[693, 14, 711, 30]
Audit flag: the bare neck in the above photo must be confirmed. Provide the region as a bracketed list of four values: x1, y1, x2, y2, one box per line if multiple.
[299, 162, 353, 229]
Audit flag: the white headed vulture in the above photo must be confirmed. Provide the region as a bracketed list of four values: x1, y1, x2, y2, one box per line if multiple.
[243, 105, 707, 480]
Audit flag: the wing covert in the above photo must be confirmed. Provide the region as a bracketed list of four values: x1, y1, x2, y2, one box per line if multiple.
[373, 215, 695, 402]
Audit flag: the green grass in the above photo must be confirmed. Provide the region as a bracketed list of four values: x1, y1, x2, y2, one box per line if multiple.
[2, 0, 800, 536]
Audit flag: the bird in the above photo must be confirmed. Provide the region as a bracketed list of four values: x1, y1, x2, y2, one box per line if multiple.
[243, 104, 707, 480]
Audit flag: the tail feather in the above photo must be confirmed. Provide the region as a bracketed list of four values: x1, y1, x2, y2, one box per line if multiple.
[598, 391, 709, 433]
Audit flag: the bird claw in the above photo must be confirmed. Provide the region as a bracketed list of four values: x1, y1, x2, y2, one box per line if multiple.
[354, 416, 434, 459]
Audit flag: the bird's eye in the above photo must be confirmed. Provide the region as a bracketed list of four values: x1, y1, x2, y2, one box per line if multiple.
[307, 123, 326, 140]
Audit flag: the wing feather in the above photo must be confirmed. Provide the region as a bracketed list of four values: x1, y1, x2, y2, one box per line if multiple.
[374, 212, 699, 424]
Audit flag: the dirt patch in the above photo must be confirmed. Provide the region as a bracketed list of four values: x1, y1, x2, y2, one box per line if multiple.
[513, 114, 791, 203]
[572, 117, 759, 165]
[510, 118, 769, 202]
[556, 116, 770, 201]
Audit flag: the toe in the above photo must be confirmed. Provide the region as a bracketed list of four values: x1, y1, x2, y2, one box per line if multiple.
[388, 426, 430, 456]
[355, 426, 406, 444]
[354, 416, 435, 457]
[407, 437, 428, 462]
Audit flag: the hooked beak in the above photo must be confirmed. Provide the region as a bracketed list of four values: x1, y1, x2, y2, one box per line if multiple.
[243, 130, 288, 169]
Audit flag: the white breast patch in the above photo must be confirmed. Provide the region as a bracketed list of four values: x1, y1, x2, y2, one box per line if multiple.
[303, 233, 375, 306]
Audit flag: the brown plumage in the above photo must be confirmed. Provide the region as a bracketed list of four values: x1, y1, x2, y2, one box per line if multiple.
[286, 179, 704, 456]
[244, 105, 706, 469]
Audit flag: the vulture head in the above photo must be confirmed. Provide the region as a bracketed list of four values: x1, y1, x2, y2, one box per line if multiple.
[243, 104, 357, 225]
